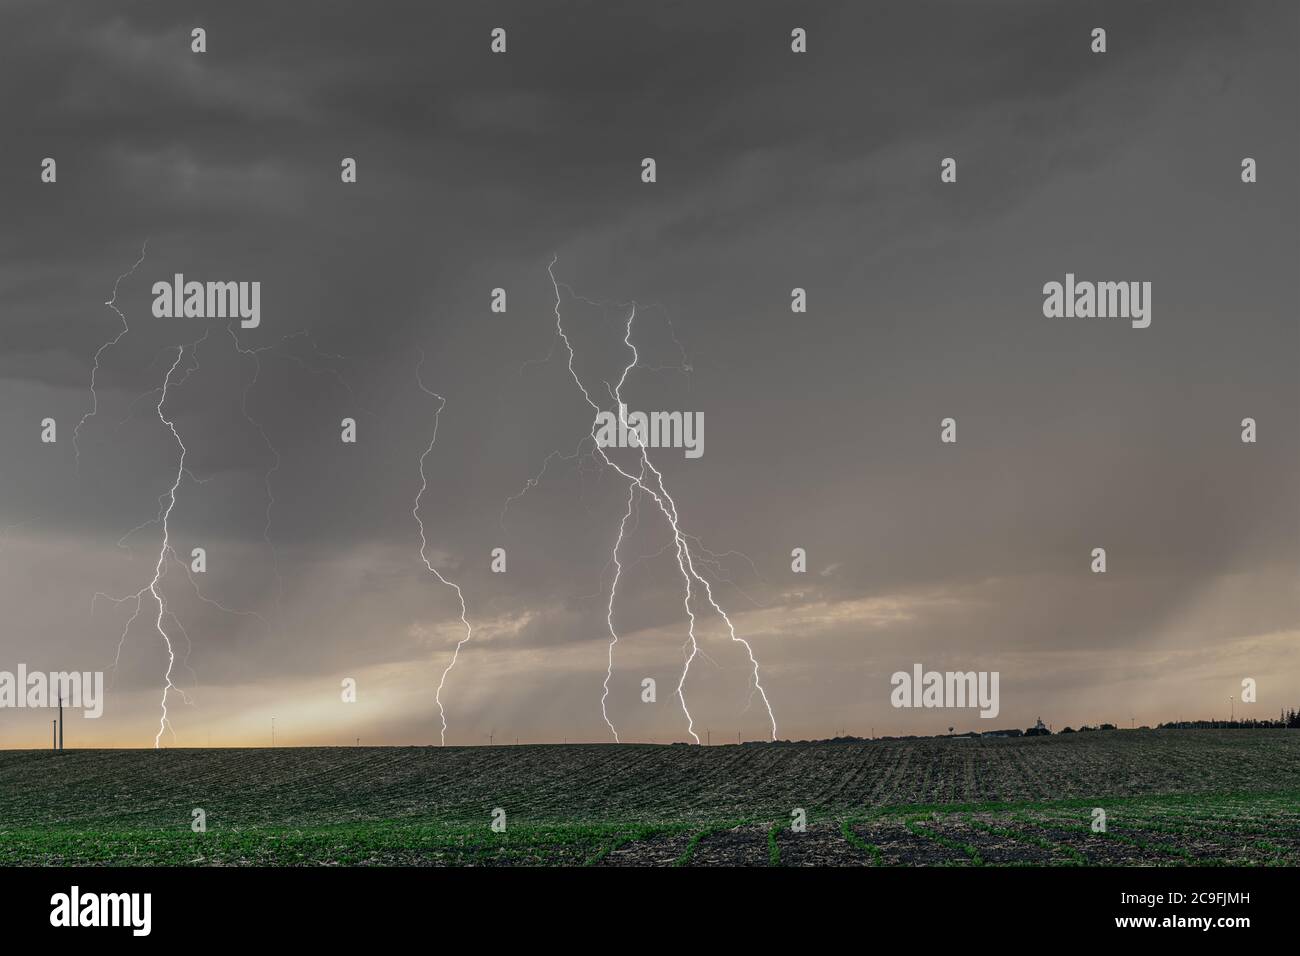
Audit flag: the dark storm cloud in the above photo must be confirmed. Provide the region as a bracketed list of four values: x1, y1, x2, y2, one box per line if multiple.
[2, 0, 1256, 378]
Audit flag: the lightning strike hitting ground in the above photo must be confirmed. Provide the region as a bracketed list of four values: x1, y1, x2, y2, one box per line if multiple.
[92, 331, 208, 747]
[413, 353, 476, 746]
[530, 258, 778, 743]
[600, 464, 643, 743]
[143, 338, 202, 747]
[84, 246, 291, 746]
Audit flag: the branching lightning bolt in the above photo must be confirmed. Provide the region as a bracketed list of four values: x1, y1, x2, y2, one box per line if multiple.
[599, 463, 643, 743]
[75, 240, 149, 466]
[142, 335, 204, 747]
[84, 245, 295, 747]
[524, 258, 778, 744]
[413, 352, 475, 746]
[92, 330, 207, 747]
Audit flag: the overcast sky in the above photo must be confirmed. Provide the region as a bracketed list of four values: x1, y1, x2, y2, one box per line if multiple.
[1, 0, 1296, 747]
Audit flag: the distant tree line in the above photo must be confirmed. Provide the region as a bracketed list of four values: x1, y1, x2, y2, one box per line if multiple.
[1158, 709, 1300, 730]
[1059, 724, 1119, 733]
[745, 708, 1300, 745]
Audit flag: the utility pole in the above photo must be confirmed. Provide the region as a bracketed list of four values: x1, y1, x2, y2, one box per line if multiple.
[52, 720, 56, 750]
[58, 690, 63, 750]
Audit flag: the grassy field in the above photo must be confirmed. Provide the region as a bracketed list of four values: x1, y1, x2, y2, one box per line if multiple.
[1, 730, 1297, 865]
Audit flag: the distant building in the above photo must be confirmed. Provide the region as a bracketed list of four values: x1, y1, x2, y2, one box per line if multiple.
[1024, 716, 1051, 737]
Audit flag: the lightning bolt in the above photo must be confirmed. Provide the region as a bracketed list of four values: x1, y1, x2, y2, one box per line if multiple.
[83, 245, 300, 746]
[413, 352, 475, 746]
[599, 462, 643, 743]
[74, 239, 149, 466]
[92, 329, 208, 746]
[142, 334, 205, 747]
[523, 258, 778, 743]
